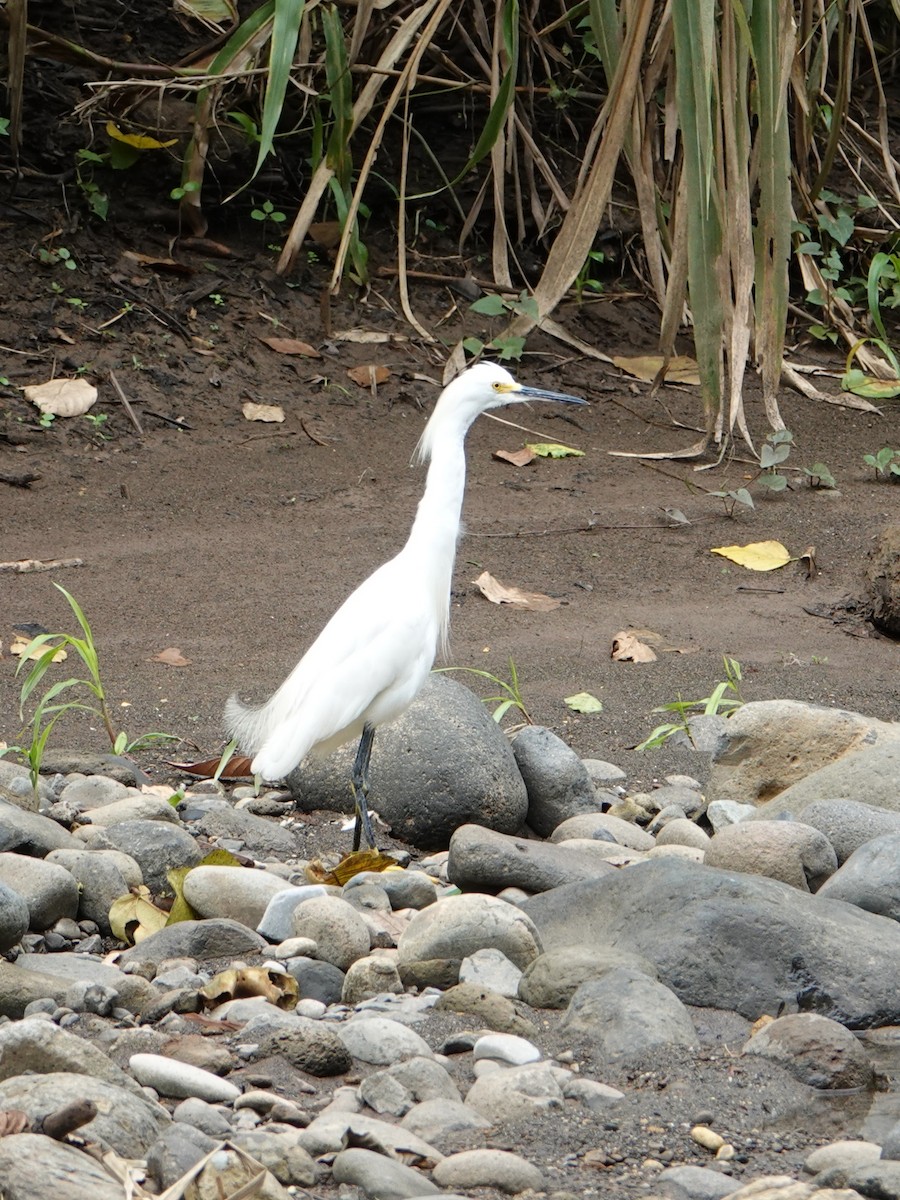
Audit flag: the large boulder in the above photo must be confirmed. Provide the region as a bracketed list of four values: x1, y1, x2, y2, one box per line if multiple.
[521, 856, 900, 1027]
[706, 700, 900, 806]
[287, 675, 528, 849]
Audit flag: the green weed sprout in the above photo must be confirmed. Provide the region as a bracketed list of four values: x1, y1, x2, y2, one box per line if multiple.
[437, 657, 532, 726]
[637, 657, 744, 751]
[15, 584, 176, 785]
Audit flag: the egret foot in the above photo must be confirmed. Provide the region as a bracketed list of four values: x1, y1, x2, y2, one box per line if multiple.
[351, 722, 377, 850]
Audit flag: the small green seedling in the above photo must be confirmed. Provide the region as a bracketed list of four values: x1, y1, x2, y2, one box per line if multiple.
[863, 446, 900, 480]
[757, 430, 793, 494]
[38, 246, 77, 271]
[803, 462, 836, 489]
[15, 584, 177, 787]
[38, 412, 55, 429]
[251, 198, 286, 227]
[637, 657, 744, 751]
[463, 291, 540, 362]
[437, 657, 532, 727]
[708, 487, 754, 518]
[574, 249, 605, 302]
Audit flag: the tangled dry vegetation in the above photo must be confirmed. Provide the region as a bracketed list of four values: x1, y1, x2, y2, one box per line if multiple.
[2, 0, 900, 446]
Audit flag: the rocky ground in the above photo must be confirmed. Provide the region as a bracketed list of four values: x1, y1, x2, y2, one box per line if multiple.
[1, 695, 900, 1199]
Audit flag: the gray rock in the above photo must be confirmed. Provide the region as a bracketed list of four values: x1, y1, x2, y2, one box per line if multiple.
[0, 1016, 144, 1093]
[0, 852, 79, 929]
[464, 1062, 567, 1123]
[642, 783, 705, 817]
[0, 798, 80, 853]
[706, 799, 757, 832]
[561, 967, 696, 1059]
[656, 1164, 736, 1200]
[288, 675, 528, 849]
[511, 725, 598, 837]
[0, 1072, 168, 1154]
[284, 956, 345, 1005]
[804, 1140, 882, 1176]
[331, 1147, 440, 1198]
[79, 793, 182, 827]
[655, 819, 710, 851]
[183, 865, 293, 925]
[130, 1052, 240, 1101]
[89, 819, 202, 893]
[817, 832, 900, 919]
[800, 799, 900, 865]
[473, 1032, 540, 1065]
[342, 955, 404, 1004]
[707, 700, 900, 805]
[0, 955, 154, 1018]
[518, 946, 658, 1009]
[188, 805, 300, 858]
[743, 1013, 874, 1089]
[230, 1129, 317, 1186]
[337, 1016, 433, 1064]
[0, 1133, 127, 1200]
[59, 774, 129, 809]
[258, 1018, 353, 1076]
[755, 741, 900, 820]
[343, 869, 438, 910]
[172, 1096, 233, 1138]
[385, 1056, 462, 1103]
[563, 1077, 625, 1111]
[146, 1122, 219, 1189]
[43, 848, 131, 934]
[881, 1122, 900, 1161]
[117, 918, 267, 966]
[550, 812, 652, 849]
[300, 1111, 443, 1161]
[432, 1148, 543, 1194]
[360, 1070, 414, 1117]
[846, 1161, 900, 1200]
[447, 823, 615, 893]
[459, 947, 522, 997]
[292, 894, 371, 970]
[401, 1098, 491, 1147]
[0, 881, 29, 951]
[704, 820, 837, 891]
[398, 893, 542, 989]
[257, 885, 333, 941]
[582, 758, 627, 787]
[521, 856, 900, 1026]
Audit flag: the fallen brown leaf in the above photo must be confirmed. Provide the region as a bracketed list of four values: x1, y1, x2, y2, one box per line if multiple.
[151, 646, 191, 667]
[493, 447, 536, 467]
[167, 754, 254, 779]
[347, 364, 391, 388]
[200, 966, 299, 1010]
[611, 631, 658, 662]
[309, 220, 342, 249]
[242, 401, 285, 423]
[474, 570, 562, 612]
[611, 354, 701, 385]
[799, 545, 818, 579]
[120, 250, 193, 276]
[259, 336, 321, 357]
[25, 377, 98, 417]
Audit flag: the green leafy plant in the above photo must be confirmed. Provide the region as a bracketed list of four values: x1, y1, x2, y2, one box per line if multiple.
[863, 446, 900, 481]
[437, 657, 532, 726]
[15, 585, 176, 787]
[37, 246, 77, 271]
[574, 249, 605, 302]
[463, 291, 540, 362]
[707, 487, 754, 518]
[37, 412, 55, 429]
[84, 412, 110, 439]
[803, 462, 836, 489]
[637, 657, 744, 751]
[251, 198, 287, 228]
[170, 180, 201, 203]
[75, 149, 110, 220]
[757, 429, 794, 494]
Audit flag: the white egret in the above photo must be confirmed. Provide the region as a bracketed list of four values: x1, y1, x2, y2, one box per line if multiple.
[225, 362, 587, 847]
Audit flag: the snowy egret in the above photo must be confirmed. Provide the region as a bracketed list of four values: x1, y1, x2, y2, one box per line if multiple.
[225, 362, 586, 847]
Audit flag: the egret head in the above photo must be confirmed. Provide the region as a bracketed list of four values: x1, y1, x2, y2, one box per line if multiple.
[415, 362, 586, 463]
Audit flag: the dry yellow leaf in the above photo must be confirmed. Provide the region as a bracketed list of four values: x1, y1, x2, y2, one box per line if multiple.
[242, 401, 285, 423]
[106, 121, 177, 151]
[9, 637, 67, 663]
[347, 364, 391, 387]
[612, 354, 701, 385]
[25, 378, 98, 417]
[474, 570, 561, 612]
[611, 631, 658, 662]
[710, 540, 792, 571]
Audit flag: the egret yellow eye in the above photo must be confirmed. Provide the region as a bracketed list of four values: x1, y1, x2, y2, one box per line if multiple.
[492, 381, 502, 391]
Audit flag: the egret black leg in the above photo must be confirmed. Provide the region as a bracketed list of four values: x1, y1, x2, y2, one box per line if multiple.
[351, 722, 377, 850]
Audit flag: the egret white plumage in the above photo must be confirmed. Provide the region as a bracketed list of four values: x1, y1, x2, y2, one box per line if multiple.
[225, 362, 586, 848]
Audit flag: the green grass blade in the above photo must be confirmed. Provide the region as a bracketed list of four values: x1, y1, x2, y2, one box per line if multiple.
[251, 0, 306, 179]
